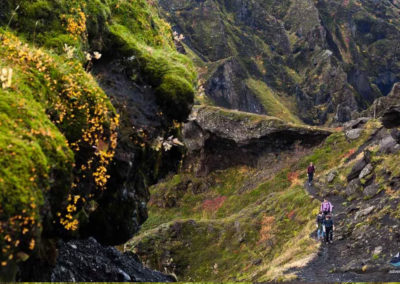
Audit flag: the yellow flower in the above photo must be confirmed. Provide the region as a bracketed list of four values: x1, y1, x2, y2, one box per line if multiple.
[29, 239, 35, 250]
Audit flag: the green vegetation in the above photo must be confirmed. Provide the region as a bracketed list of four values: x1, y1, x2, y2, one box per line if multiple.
[109, 23, 196, 120]
[2, 0, 197, 120]
[0, 0, 197, 278]
[127, 120, 381, 281]
[0, 31, 118, 276]
[245, 78, 300, 123]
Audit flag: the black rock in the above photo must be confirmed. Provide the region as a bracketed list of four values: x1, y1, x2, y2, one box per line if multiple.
[49, 238, 176, 282]
[390, 129, 400, 144]
[382, 105, 400, 129]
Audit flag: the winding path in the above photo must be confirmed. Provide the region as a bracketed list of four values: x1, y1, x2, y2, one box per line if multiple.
[290, 182, 398, 282]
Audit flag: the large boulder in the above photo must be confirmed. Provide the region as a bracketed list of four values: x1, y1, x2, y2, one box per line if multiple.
[359, 164, 373, 180]
[346, 179, 362, 197]
[363, 184, 380, 199]
[345, 128, 363, 140]
[347, 159, 368, 182]
[379, 135, 400, 154]
[343, 117, 370, 130]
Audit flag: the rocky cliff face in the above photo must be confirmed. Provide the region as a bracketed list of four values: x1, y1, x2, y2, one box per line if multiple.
[159, 0, 400, 125]
[0, 0, 195, 281]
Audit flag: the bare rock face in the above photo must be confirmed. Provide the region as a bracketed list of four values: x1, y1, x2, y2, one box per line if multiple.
[368, 83, 400, 120]
[183, 106, 332, 174]
[205, 58, 266, 114]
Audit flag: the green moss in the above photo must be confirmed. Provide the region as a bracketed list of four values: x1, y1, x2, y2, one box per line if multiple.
[0, 31, 117, 273]
[108, 23, 196, 120]
[245, 78, 300, 124]
[2, 0, 197, 121]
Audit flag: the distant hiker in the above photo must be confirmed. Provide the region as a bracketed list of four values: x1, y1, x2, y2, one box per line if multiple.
[316, 211, 325, 240]
[320, 199, 333, 216]
[307, 162, 315, 185]
[323, 214, 334, 244]
[390, 252, 400, 267]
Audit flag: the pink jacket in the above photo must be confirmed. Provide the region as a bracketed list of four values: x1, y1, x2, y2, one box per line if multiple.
[320, 201, 332, 212]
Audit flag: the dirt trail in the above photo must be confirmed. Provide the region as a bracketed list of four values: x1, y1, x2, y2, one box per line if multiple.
[290, 182, 398, 282]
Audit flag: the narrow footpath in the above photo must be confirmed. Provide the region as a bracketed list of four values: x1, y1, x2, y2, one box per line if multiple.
[289, 182, 398, 282]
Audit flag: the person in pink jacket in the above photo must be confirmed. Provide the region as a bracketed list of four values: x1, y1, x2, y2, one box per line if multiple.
[320, 199, 333, 216]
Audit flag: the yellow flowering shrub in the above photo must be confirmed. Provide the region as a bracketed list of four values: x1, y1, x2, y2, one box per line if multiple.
[0, 31, 119, 269]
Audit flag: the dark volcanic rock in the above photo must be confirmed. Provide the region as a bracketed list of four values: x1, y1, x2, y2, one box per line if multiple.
[344, 117, 370, 130]
[183, 106, 332, 174]
[49, 238, 175, 282]
[390, 128, 400, 144]
[82, 59, 185, 245]
[382, 105, 400, 129]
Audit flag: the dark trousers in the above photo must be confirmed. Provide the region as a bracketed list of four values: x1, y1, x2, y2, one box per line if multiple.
[322, 210, 330, 217]
[325, 226, 333, 242]
[308, 172, 314, 182]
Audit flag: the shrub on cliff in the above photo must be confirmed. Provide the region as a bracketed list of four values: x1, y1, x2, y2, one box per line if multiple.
[1, 0, 196, 120]
[0, 31, 118, 279]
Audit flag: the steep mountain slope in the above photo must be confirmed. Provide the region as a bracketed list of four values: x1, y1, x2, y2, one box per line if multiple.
[127, 106, 400, 281]
[159, 0, 400, 124]
[0, 0, 196, 280]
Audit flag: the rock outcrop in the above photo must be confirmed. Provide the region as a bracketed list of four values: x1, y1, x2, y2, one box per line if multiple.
[366, 83, 400, 120]
[18, 238, 175, 282]
[183, 106, 332, 174]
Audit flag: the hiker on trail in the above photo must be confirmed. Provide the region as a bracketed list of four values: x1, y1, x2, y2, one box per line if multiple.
[320, 199, 333, 216]
[307, 162, 315, 185]
[316, 211, 325, 240]
[323, 214, 334, 244]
